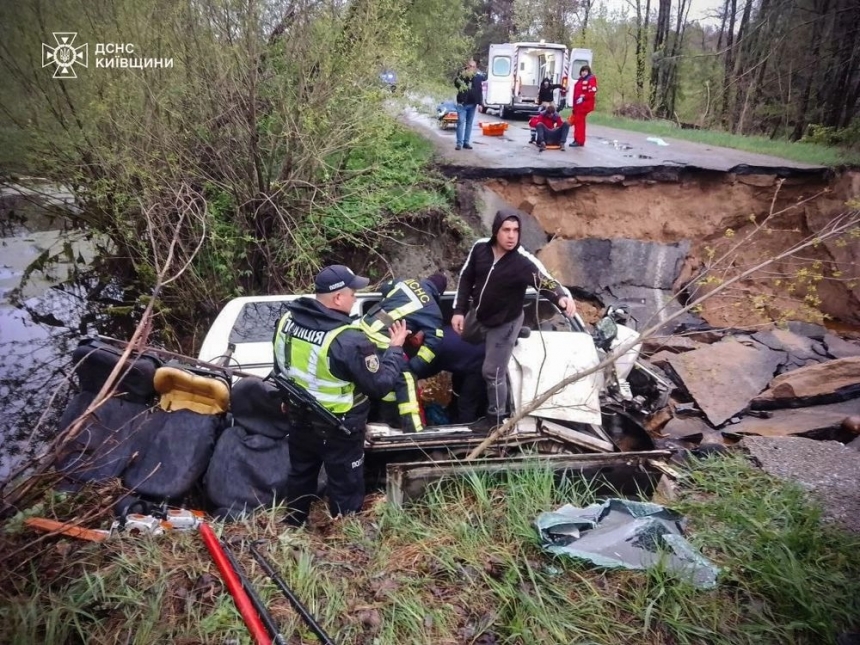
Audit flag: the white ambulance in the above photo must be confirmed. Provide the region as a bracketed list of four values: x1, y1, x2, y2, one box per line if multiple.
[483, 43, 593, 117]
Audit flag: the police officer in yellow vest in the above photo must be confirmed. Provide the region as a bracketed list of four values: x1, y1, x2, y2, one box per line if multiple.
[358, 272, 446, 433]
[273, 265, 408, 526]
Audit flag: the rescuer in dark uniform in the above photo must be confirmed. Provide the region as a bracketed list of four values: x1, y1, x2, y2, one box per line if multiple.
[273, 264, 408, 526]
[358, 272, 447, 432]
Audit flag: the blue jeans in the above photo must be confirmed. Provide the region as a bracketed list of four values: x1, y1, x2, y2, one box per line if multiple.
[456, 103, 477, 146]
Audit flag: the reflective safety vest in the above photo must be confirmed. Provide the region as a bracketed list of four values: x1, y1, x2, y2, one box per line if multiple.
[359, 279, 431, 348]
[273, 312, 366, 415]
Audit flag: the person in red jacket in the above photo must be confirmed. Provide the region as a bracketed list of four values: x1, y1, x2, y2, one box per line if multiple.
[569, 65, 598, 147]
[529, 104, 570, 151]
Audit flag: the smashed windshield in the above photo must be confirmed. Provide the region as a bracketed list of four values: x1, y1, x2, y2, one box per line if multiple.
[229, 302, 288, 344]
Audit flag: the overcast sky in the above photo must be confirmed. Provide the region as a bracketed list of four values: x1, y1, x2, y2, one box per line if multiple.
[596, 0, 726, 27]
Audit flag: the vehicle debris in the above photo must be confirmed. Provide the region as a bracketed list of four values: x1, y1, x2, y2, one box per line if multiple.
[534, 498, 719, 588]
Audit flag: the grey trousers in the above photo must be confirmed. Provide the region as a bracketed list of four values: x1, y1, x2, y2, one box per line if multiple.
[463, 310, 524, 418]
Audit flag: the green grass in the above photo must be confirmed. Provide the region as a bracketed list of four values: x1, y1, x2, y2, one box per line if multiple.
[1, 454, 858, 644]
[559, 110, 860, 167]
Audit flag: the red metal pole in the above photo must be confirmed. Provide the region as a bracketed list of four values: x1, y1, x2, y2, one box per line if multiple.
[199, 523, 271, 645]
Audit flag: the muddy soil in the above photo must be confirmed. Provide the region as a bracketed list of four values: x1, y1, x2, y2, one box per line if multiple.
[483, 170, 860, 328]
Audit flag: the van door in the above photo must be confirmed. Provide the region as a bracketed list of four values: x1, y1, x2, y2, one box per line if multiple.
[486, 43, 515, 106]
[569, 48, 594, 79]
[558, 48, 570, 108]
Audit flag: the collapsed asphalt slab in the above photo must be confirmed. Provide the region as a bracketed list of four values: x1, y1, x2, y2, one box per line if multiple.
[402, 106, 830, 179]
[741, 436, 860, 533]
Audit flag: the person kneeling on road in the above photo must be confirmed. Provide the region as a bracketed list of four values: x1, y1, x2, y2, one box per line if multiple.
[532, 104, 570, 151]
[358, 272, 447, 433]
[273, 264, 409, 526]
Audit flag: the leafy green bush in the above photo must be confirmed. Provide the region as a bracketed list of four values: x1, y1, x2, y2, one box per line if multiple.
[801, 120, 860, 149]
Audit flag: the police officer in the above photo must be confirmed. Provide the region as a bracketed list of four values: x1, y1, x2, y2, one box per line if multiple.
[358, 272, 446, 432]
[273, 264, 408, 526]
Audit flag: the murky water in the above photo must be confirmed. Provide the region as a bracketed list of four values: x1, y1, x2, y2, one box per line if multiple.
[0, 184, 126, 481]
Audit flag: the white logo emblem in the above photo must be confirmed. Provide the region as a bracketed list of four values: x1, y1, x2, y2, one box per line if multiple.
[364, 354, 380, 373]
[42, 32, 88, 79]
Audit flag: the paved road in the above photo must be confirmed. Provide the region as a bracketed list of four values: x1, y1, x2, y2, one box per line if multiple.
[403, 108, 828, 178]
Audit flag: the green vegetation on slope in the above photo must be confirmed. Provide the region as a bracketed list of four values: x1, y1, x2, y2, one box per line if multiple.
[2, 455, 858, 644]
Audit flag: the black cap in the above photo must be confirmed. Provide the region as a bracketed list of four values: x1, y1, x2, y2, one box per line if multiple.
[314, 265, 370, 293]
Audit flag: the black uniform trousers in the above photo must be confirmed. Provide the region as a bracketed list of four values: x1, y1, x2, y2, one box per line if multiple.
[285, 424, 365, 526]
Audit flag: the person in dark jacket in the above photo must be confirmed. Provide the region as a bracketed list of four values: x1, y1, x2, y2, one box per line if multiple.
[452, 210, 577, 433]
[413, 325, 487, 424]
[537, 77, 563, 107]
[530, 104, 570, 151]
[358, 272, 447, 432]
[273, 264, 408, 525]
[454, 59, 484, 151]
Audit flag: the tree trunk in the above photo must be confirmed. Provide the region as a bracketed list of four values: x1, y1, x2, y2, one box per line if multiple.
[791, 0, 831, 140]
[649, 0, 671, 112]
[634, 0, 646, 102]
[822, 2, 860, 127]
[719, 0, 737, 125]
[730, 0, 754, 132]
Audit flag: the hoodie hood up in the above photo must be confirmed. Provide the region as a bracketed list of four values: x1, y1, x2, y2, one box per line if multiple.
[491, 208, 522, 249]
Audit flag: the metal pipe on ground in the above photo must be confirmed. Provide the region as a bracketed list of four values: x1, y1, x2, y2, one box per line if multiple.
[249, 542, 338, 645]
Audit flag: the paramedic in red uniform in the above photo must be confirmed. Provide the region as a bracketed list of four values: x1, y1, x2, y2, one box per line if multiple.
[569, 65, 598, 147]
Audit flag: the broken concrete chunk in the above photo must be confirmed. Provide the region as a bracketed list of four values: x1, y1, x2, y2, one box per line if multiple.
[573, 174, 625, 184]
[546, 177, 581, 192]
[823, 333, 860, 359]
[752, 356, 860, 409]
[727, 400, 860, 439]
[531, 174, 547, 185]
[663, 339, 784, 426]
[786, 321, 827, 341]
[646, 351, 677, 370]
[847, 435, 860, 452]
[661, 416, 713, 441]
[518, 197, 538, 214]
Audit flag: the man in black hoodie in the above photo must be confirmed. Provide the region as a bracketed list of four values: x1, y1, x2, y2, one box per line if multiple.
[452, 210, 577, 433]
[273, 264, 408, 525]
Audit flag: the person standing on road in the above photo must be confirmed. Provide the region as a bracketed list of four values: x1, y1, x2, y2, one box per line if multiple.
[454, 59, 483, 151]
[569, 65, 598, 147]
[273, 265, 409, 526]
[451, 209, 577, 434]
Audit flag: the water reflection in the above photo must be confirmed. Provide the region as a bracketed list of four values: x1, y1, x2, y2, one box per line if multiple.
[0, 184, 126, 481]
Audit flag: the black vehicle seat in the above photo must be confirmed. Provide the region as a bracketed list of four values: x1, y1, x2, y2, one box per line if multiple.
[56, 339, 160, 489]
[122, 366, 228, 502]
[204, 376, 290, 519]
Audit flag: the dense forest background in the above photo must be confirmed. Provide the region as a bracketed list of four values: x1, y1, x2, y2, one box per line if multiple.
[1, 0, 857, 331]
[414, 0, 860, 143]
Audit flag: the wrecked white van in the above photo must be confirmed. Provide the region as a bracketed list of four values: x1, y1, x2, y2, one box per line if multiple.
[198, 289, 670, 458]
